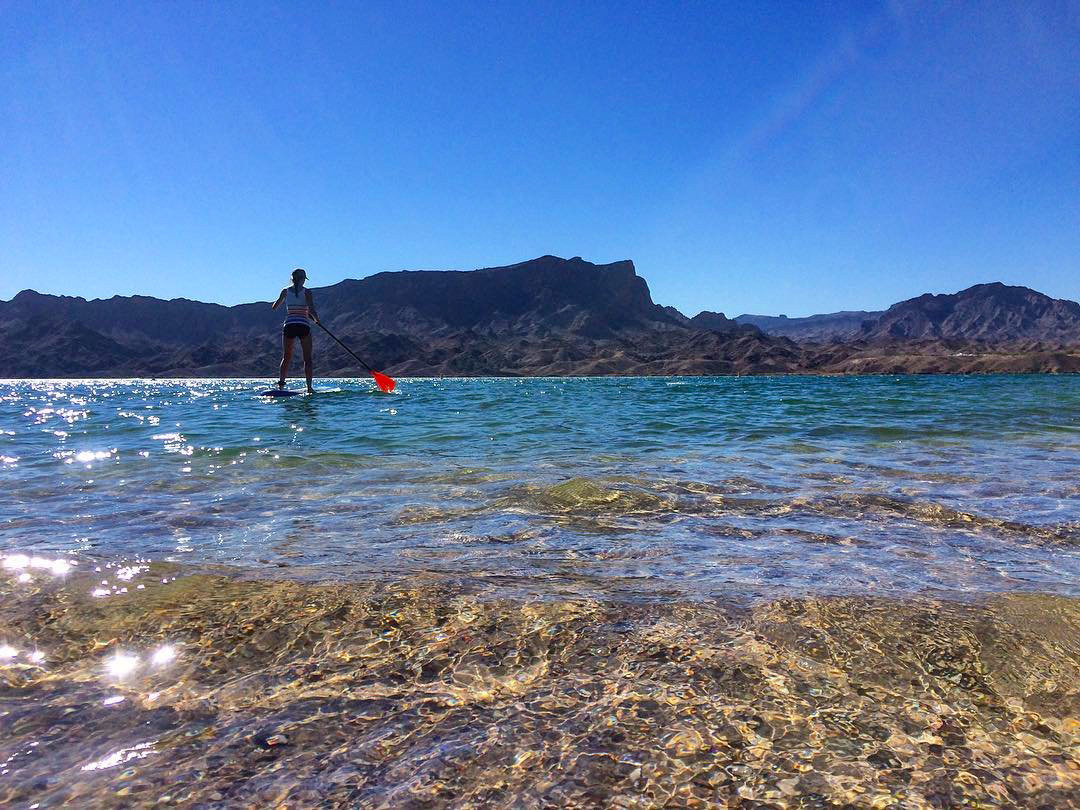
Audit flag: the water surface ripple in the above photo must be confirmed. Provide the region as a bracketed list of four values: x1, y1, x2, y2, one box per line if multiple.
[2, 376, 1077, 599]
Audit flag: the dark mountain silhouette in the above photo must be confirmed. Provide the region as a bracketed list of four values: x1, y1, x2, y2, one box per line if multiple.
[4, 289, 269, 343]
[2, 256, 682, 346]
[0, 256, 791, 377]
[688, 311, 759, 335]
[1, 258, 1077, 377]
[311, 256, 690, 339]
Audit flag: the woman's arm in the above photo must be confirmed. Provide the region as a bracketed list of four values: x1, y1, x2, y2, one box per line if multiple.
[306, 289, 319, 324]
[271, 289, 287, 310]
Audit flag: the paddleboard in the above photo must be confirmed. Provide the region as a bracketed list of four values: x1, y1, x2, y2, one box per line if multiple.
[259, 389, 303, 397]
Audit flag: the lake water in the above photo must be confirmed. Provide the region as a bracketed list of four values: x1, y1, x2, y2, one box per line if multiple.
[2, 376, 1078, 807]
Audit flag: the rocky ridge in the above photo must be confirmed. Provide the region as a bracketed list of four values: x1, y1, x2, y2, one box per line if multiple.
[1, 257, 1077, 377]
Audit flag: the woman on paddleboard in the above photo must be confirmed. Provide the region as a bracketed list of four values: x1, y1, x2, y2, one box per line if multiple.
[272, 268, 320, 393]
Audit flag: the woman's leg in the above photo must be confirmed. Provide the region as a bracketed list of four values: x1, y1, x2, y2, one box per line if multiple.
[278, 334, 295, 387]
[300, 334, 314, 392]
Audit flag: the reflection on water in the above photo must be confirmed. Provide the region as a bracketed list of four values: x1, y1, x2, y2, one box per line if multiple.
[0, 376, 1078, 805]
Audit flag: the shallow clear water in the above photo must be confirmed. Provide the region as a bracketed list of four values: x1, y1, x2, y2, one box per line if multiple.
[2, 376, 1078, 598]
[2, 376, 1079, 807]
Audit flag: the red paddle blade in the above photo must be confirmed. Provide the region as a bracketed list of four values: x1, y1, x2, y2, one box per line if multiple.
[371, 370, 395, 393]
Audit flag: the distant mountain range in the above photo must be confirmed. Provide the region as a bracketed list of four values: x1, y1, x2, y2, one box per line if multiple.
[734, 311, 882, 341]
[737, 282, 1080, 345]
[2, 256, 1077, 377]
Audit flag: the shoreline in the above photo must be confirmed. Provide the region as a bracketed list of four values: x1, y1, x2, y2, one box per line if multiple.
[2, 367, 1079, 382]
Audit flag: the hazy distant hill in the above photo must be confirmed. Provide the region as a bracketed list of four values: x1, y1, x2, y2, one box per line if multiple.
[1, 259, 1077, 377]
[734, 311, 883, 341]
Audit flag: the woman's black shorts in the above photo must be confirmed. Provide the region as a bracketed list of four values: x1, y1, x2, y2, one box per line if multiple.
[282, 323, 311, 339]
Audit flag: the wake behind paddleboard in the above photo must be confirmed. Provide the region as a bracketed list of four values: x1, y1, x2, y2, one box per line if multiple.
[259, 389, 303, 397]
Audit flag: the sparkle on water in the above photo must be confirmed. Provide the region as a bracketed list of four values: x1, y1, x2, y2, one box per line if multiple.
[0, 376, 1077, 806]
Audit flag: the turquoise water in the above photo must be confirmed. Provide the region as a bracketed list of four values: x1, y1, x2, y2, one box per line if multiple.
[2, 375, 1077, 598]
[2, 376, 1080, 807]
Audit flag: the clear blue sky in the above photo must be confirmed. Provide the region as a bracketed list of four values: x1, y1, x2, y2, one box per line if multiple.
[3, 1, 1077, 316]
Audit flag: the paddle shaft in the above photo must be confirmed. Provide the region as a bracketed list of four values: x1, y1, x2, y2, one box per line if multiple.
[316, 322, 374, 373]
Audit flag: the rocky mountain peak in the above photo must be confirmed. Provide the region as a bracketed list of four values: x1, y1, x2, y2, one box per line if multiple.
[863, 283, 1080, 343]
